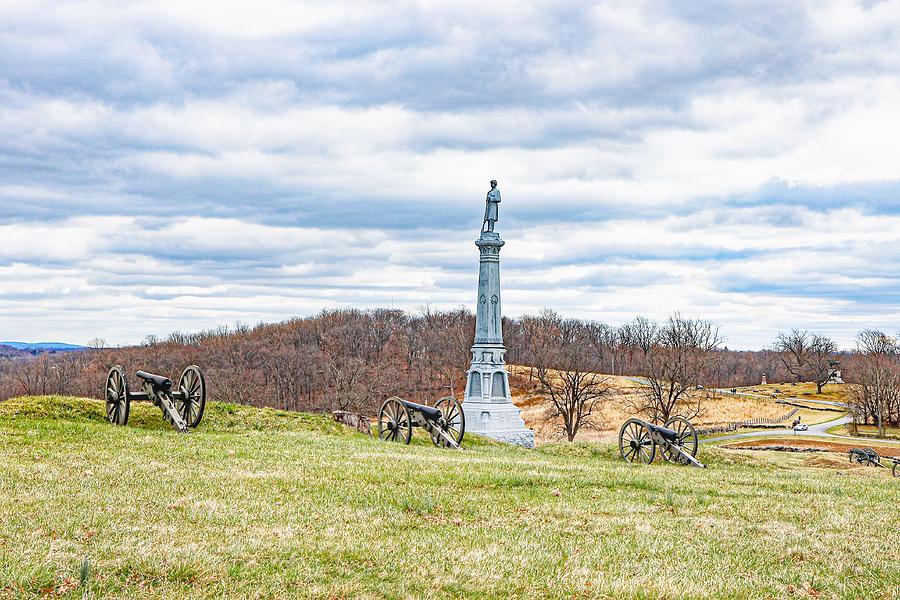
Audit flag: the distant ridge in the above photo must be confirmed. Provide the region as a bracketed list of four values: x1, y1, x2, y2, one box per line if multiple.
[0, 342, 86, 351]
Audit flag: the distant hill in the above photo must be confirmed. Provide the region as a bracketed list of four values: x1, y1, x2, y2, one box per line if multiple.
[0, 344, 30, 358]
[0, 342, 86, 352]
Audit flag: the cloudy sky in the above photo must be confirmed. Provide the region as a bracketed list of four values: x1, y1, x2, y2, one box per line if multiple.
[1, 0, 899, 349]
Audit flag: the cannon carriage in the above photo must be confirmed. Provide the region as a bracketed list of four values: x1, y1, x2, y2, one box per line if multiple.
[618, 416, 705, 468]
[849, 447, 881, 466]
[377, 396, 465, 449]
[105, 365, 206, 433]
[849, 447, 900, 476]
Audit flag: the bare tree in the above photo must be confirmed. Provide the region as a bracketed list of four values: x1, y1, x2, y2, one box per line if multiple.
[775, 329, 811, 382]
[522, 310, 611, 441]
[627, 313, 722, 423]
[13, 354, 53, 396]
[808, 334, 838, 393]
[774, 330, 838, 392]
[851, 330, 899, 437]
[420, 307, 473, 398]
[87, 338, 108, 350]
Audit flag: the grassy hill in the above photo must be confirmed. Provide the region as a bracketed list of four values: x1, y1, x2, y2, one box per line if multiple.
[1, 397, 897, 599]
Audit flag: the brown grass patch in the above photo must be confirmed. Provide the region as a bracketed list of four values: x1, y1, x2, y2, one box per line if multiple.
[508, 365, 801, 444]
[739, 381, 855, 404]
[802, 454, 859, 469]
[725, 438, 900, 458]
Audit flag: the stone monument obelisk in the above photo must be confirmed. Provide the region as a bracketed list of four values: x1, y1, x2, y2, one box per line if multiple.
[462, 180, 535, 448]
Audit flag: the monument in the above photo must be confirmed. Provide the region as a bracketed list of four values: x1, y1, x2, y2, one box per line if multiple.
[827, 360, 845, 384]
[461, 180, 535, 447]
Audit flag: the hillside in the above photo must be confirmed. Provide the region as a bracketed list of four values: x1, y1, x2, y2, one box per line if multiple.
[0, 345, 29, 359]
[1, 396, 898, 599]
[0, 342, 85, 352]
[508, 367, 850, 443]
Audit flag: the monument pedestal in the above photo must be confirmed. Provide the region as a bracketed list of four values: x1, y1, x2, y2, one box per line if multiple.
[462, 230, 534, 448]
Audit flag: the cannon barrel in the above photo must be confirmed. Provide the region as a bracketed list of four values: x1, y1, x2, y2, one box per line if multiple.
[136, 370, 172, 390]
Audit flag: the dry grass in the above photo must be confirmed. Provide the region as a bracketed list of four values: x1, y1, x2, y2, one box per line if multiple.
[739, 381, 854, 404]
[508, 366, 810, 443]
[829, 423, 900, 441]
[725, 437, 900, 458]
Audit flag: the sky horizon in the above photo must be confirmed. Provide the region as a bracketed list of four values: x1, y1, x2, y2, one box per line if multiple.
[2, 1, 899, 350]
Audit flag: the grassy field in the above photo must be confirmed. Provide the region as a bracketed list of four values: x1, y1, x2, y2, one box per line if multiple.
[827, 423, 900, 441]
[737, 382, 850, 405]
[1, 396, 898, 599]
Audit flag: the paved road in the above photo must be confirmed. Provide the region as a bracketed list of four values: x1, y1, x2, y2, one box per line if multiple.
[705, 388, 887, 444]
[702, 412, 900, 446]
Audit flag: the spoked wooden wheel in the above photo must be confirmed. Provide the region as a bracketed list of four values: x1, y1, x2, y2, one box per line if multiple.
[377, 397, 412, 445]
[661, 416, 698, 464]
[619, 418, 655, 464]
[105, 366, 130, 426]
[893, 462, 899, 478]
[863, 448, 880, 466]
[431, 396, 465, 448]
[849, 448, 866, 463]
[176, 365, 206, 428]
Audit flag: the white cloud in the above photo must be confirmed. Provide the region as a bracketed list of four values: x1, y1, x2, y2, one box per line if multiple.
[1, 205, 897, 348]
[1, 1, 899, 348]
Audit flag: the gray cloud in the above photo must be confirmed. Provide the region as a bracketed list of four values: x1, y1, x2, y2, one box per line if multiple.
[2, 0, 900, 347]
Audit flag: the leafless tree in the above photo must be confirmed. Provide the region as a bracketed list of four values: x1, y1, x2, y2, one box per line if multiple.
[619, 316, 656, 356]
[626, 313, 722, 423]
[13, 354, 53, 396]
[775, 329, 811, 382]
[850, 330, 900, 437]
[808, 334, 838, 393]
[421, 307, 473, 398]
[87, 338, 108, 350]
[774, 330, 838, 392]
[522, 310, 611, 441]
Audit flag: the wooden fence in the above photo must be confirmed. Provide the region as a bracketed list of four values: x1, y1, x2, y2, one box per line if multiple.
[697, 408, 800, 435]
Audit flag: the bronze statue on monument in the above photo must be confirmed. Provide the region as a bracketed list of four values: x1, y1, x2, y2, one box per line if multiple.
[482, 180, 500, 233]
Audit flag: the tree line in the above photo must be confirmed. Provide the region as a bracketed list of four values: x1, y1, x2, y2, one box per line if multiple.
[0, 308, 896, 436]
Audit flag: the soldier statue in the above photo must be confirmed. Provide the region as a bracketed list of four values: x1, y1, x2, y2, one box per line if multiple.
[482, 180, 501, 233]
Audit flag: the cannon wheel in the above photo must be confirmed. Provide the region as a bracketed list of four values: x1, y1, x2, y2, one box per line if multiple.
[894, 462, 899, 478]
[431, 396, 465, 448]
[619, 418, 655, 464]
[661, 416, 698, 464]
[377, 397, 412, 445]
[863, 448, 880, 466]
[849, 448, 867, 464]
[105, 366, 130, 426]
[175, 365, 206, 428]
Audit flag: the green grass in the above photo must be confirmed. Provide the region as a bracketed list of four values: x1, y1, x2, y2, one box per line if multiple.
[1, 396, 898, 599]
[826, 422, 900, 441]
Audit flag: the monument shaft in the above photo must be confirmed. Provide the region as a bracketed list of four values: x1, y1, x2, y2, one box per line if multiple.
[462, 186, 534, 448]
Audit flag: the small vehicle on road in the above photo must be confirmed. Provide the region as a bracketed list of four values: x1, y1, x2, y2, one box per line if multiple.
[793, 423, 808, 432]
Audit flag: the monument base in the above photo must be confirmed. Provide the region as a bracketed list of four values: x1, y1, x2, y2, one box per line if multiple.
[462, 399, 535, 448]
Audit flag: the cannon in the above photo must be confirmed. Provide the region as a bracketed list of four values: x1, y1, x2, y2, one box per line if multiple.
[850, 447, 900, 476]
[377, 396, 465, 449]
[849, 447, 881, 466]
[618, 416, 705, 468]
[105, 365, 206, 433]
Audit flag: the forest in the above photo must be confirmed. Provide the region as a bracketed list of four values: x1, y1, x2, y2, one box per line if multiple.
[0, 308, 896, 429]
